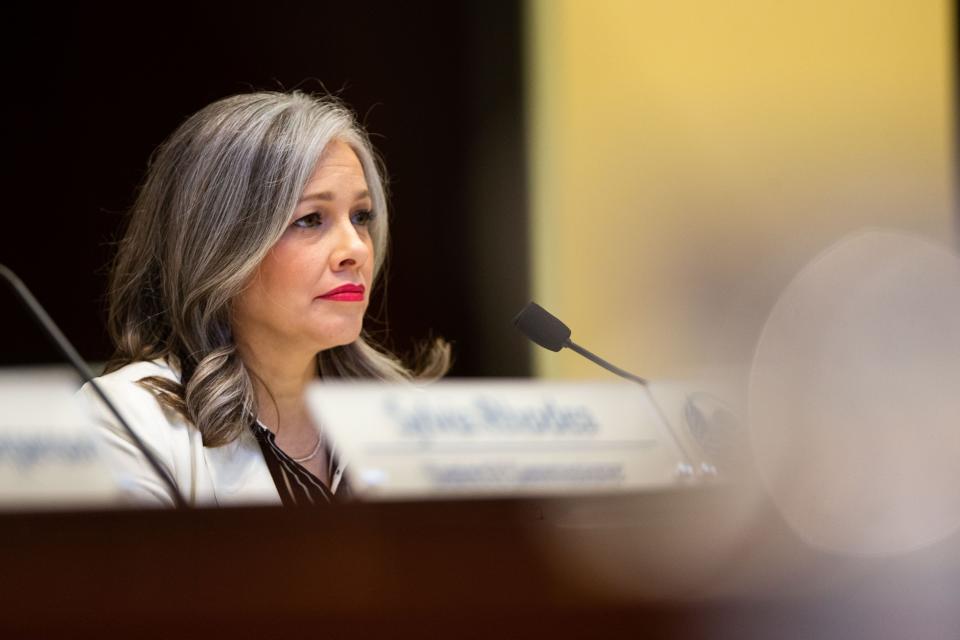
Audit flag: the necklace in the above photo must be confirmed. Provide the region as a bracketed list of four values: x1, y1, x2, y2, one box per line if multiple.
[291, 435, 323, 463]
[257, 417, 323, 464]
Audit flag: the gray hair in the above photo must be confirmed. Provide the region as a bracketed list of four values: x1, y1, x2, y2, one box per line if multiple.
[105, 91, 449, 446]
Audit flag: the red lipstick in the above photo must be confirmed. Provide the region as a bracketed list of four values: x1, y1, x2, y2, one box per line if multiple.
[317, 283, 365, 302]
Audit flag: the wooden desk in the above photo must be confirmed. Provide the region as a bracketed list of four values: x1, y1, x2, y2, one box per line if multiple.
[1, 489, 957, 638]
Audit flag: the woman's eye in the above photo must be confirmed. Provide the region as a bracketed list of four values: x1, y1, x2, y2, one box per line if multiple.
[351, 209, 375, 226]
[293, 212, 322, 229]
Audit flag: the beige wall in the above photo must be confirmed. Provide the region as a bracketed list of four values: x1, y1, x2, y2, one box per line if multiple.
[527, 0, 956, 380]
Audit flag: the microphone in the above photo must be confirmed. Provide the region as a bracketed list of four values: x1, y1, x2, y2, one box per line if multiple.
[513, 301, 709, 474]
[512, 302, 648, 385]
[0, 263, 188, 509]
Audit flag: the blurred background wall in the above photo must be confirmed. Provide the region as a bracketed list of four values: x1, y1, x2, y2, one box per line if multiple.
[528, 0, 957, 381]
[2, 1, 956, 384]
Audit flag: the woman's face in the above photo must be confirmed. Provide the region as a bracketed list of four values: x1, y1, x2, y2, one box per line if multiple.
[232, 140, 376, 358]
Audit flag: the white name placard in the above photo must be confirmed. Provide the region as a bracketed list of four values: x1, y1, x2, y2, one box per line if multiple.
[0, 368, 119, 509]
[306, 380, 695, 499]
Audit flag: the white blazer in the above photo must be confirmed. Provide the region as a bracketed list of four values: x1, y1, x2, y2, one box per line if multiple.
[80, 359, 344, 507]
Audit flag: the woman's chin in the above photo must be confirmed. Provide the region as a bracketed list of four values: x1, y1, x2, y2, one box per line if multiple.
[309, 325, 363, 352]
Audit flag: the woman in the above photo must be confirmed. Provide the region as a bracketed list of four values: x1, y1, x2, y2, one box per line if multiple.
[83, 91, 449, 507]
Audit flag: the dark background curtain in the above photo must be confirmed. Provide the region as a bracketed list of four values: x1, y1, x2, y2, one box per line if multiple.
[2, 1, 531, 377]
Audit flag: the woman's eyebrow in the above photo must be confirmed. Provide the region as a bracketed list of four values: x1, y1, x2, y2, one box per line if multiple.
[298, 189, 371, 203]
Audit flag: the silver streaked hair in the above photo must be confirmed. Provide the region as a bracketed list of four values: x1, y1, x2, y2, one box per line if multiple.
[105, 91, 449, 447]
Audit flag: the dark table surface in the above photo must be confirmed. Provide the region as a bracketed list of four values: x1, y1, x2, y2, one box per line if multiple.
[1, 487, 957, 639]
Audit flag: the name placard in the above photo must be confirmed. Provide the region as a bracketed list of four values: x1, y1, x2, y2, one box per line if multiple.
[306, 380, 695, 498]
[0, 368, 119, 509]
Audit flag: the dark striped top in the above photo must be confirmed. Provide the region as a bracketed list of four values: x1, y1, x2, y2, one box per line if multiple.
[250, 420, 350, 506]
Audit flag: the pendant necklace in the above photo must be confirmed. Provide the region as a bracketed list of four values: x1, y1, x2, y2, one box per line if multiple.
[291, 434, 323, 463]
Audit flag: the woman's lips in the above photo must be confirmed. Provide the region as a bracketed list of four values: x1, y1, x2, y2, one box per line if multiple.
[317, 283, 365, 302]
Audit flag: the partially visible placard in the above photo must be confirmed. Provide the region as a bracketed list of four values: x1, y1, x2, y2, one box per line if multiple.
[307, 380, 698, 499]
[0, 368, 119, 509]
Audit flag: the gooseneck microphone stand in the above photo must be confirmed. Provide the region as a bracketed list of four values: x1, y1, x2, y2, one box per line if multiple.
[513, 301, 697, 471]
[1, 263, 187, 508]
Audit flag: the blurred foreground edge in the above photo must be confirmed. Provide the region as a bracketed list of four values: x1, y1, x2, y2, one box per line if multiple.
[1, 487, 958, 639]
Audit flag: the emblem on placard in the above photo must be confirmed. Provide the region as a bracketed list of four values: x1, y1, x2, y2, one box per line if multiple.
[683, 392, 744, 474]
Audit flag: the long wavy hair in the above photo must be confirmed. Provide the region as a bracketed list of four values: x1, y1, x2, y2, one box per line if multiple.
[105, 91, 449, 447]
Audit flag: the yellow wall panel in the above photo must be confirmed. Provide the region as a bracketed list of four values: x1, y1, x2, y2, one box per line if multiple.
[528, 0, 955, 380]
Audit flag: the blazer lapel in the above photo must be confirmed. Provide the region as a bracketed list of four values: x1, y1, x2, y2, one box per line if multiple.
[203, 429, 281, 506]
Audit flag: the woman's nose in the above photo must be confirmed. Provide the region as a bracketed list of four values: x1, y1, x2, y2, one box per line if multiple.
[329, 221, 370, 270]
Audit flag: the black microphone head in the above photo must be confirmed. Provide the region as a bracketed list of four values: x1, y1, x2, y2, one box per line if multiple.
[512, 302, 571, 352]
